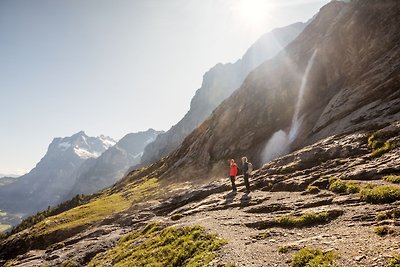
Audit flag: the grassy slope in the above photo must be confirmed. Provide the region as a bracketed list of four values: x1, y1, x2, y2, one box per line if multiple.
[30, 178, 159, 237]
[88, 223, 227, 267]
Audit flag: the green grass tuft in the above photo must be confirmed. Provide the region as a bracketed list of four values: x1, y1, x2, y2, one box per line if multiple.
[374, 226, 393, 236]
[305, 185, 320, 194]
[88, 223, 227, 267]
[387, 255, 400, 267]
[252, 231, 271, 240]
[368, 133, 393, 158]
[376, 212, 389, 221]
[291, 247, 337, 267]
[278, 246, 290, 254]
[383, 175, 400, 184]
[275, 212, 333, 228]
[328, 178, 360, 194]
[360, 185, 400, 204]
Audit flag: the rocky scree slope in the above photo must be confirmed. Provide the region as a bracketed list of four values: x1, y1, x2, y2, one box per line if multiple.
[143, 0, 400, 182]
[1, 121, 399, 266]
[139, 22, 306, 166]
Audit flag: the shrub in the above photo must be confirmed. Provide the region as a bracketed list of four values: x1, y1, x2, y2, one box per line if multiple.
[387, 255, 400, 267]
[278, 246, 290, 253]
[392, 209, 400, 219]
[370, 141, 392, 158]
[253, 231, 271, 240]
[374, 226, 393, 236]
[368, 133, 393, 158]
[360, 185, 400, 204]
[306, 185, 320, 194]
[328, 178, 360, 194]
[346, 182, 360, 194]
[275, 212, 331, 228]
[88, 223, 227, 267]
[376, 212, 389, 221]
[383, 175, 400, 184]
[291, 247, 337, 267]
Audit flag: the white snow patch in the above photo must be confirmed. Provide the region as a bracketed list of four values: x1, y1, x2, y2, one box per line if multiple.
[73, 147, 101, 159]
[144, 137, 156, 145]
[98, 135, 117, 148]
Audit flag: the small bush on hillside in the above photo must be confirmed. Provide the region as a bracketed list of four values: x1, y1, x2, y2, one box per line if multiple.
[328, 178, 360, 194]
[376, 212, 389, 221]
[368, 133, 393, 158]
[384, 175, 400, 184]
[374, 226, 393, 236]
[291, 247, 337, 267]
[252, 231, 271, 240]
[392, 209, 400, 219]
[278, 246, 290, 254]
[275, 212, 331, 228]
[360, 185, 400, 204]
[305, 185, 320, 194]
[387, 255, 400, 267]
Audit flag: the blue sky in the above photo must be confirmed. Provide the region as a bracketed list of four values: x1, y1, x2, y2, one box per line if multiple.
[0, 0, 329, 175]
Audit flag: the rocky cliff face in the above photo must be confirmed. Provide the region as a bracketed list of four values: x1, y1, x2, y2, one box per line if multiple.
[66, 129, 162, 198]
[155, 0, 400, 181]
[0, 131, 115, 216]
[140, 22, 306, 166]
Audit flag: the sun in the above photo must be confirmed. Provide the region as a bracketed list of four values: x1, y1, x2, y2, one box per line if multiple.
[234, 0, 272, 27]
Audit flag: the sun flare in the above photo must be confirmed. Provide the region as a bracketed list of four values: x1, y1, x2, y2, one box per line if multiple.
[234, 0, 272, 27]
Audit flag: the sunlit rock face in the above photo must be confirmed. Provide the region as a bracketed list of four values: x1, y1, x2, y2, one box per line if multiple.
[150, 0, 400, 181]
[139, 22, 306, 166]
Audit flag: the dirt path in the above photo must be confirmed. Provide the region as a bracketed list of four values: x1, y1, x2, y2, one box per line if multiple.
[172, 188, 400, 267]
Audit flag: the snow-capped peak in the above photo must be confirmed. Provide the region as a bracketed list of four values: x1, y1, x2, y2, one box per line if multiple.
[98, 135, 117, 149]
[48, 131, 116, 160]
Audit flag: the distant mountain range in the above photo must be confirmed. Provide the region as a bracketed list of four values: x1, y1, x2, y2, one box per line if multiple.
[0, 131, 116, 215]
[139, 22, 307, 166]
[0, 129, 161, 221]
[65, 129, 162, 199]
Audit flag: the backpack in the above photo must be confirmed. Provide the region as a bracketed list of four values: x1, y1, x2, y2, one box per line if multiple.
[247, 162, 253, 174]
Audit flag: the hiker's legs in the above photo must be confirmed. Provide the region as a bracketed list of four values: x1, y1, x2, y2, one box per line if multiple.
[243, 174, 250, 192]
[230, 176, 237, 191]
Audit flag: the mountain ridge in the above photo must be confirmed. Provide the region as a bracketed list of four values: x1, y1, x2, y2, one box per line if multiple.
[139, 22, 307, 166]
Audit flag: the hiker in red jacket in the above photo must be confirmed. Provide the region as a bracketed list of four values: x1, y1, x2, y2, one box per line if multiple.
[229, 159, 238, 191]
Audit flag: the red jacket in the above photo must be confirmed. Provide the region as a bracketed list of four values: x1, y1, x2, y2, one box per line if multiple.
[230, 163, 238, 176]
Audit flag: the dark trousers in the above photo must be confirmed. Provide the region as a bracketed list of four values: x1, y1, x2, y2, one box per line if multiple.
[243, 173, 250, 191]
[230, 176, 237, 190]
